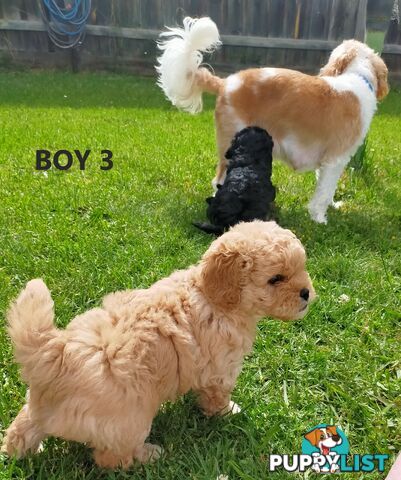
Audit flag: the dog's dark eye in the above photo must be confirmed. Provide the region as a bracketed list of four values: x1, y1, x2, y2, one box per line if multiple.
[268, 274, 285, 285]
[320, 434, 325, 440]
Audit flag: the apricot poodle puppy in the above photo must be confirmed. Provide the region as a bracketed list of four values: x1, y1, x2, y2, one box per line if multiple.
[2, 221, 315, 469]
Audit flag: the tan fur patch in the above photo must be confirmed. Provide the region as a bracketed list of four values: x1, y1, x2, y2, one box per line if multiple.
[196, 67, 224, 95]
[216, 68, 362, 165]
[2, 221, 315, 469]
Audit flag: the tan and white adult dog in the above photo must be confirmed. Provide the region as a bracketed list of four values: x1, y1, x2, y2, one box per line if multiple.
[156, 17, 389, 223]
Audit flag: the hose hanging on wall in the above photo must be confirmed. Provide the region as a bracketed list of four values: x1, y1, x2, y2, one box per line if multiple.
[39, 0, 92, 49]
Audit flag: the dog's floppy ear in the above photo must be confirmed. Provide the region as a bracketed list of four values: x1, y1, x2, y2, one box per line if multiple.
[304, 429, 320, 447]
[200, 233, 253, 310]
[320, 45, 358, 76]
[327, 425, 337, 435]
[370, 53, 389, 100]
[327, 425, 341, 439]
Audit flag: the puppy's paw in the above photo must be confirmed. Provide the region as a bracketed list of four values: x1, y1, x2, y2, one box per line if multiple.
[2, 438, 42, 458]
[1, 432, 25, 458]
[220, 401, 241, 415]
[228, 401, 241, 414]
[0, 442, 8, 456]
[36, 442, 44, 453]
[136, 443, 163, 464]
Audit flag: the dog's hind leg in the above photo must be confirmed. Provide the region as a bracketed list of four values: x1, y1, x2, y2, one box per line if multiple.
[92, 407, 162, 469]
[94, 443, 162, 470]
[308, 157, 349, 224]
[1, 404, 45, 458]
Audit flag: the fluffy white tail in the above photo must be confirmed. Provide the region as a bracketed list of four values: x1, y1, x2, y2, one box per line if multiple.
[156, 16, 221, 113]
[7, 279, 63, 386]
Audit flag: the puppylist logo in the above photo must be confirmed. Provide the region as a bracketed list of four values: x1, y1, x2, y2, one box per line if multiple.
[268, 424, 389, 474]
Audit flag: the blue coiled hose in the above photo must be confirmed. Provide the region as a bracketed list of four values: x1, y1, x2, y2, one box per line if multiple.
[39, 0, 92, 48]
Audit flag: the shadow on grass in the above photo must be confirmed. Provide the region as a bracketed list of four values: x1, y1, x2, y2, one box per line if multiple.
[184, 172, 401, 258]
[278, 203, 401, 258]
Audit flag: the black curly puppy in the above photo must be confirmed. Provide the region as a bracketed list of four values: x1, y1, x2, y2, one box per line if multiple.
[194, 126, 276, 234]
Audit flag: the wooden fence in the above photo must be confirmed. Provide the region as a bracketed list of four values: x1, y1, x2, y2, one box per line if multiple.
[383, 0, 401, 82]
[368, 0, 395, 30]
[0, 0, 379, 76]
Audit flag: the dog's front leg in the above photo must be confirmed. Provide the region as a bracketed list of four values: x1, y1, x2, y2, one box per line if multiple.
[196, 385, 240, 416]
[308, 157, 349, 224]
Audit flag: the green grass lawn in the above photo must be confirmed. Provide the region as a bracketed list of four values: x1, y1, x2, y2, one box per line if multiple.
[0, 71, 400, 479]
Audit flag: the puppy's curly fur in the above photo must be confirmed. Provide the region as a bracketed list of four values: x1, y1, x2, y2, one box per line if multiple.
[194, 127, 276, 234]
[2, 221, 315, 469]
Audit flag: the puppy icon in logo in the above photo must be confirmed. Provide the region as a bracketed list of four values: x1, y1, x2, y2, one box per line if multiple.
[302, 424, 349, 473]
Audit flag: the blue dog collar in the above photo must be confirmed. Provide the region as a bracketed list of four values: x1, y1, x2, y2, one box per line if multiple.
[358, 74, 375, 93]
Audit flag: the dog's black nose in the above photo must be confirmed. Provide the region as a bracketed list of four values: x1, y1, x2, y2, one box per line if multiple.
[300, 288, 309, 301]
[332, 435, 340, 442]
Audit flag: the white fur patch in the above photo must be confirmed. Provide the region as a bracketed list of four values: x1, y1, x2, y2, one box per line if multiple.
[308, 155, 350, 224]
[225, 74, 243, 94]
[277, 134, 322, 171]
[156, 16, 221, 113]
[225, 104, 246, 131]
[322, 73, 377, 153]
[259, 67, 277, 80]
